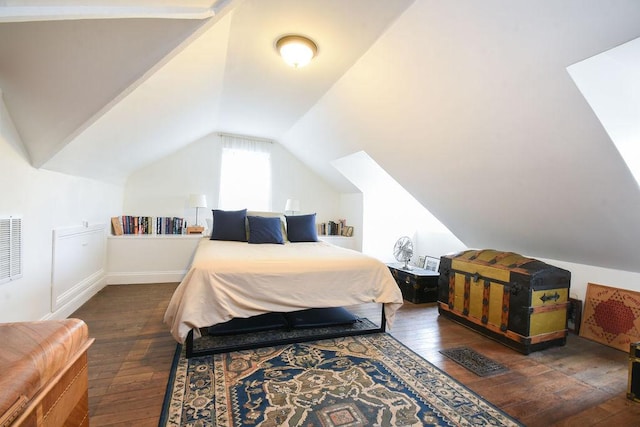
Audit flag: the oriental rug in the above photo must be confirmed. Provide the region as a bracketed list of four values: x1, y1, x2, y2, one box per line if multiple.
[439, 347, 508, 377]
[580, 282, 640, 352]
[159, 333, 523, 426]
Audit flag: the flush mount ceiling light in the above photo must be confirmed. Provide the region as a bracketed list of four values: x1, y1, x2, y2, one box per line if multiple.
[276, 35, 318, 68]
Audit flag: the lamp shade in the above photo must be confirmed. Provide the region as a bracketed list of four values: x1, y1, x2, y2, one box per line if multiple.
[189, 194, 207, 208]
[285, 198, 300, 212]
[276, 35, 317, 68]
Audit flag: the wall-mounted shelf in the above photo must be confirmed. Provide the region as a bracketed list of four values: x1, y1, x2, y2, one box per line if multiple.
[108, 234, 204, 239]
[319, 235, 356, 250]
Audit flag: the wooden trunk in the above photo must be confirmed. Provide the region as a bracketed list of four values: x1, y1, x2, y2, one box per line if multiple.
[0, 319, 94, 426]
[388, 264, 439, 303]
[437, 249, 571, 354]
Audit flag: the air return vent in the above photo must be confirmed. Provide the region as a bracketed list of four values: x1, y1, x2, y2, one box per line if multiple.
[0, 216, 23, 284]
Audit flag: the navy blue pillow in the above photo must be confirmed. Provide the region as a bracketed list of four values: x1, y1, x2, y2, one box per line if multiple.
[210, 209, 247, 241]
[286, 213, 318, 242]
[247, 216, 284, 244]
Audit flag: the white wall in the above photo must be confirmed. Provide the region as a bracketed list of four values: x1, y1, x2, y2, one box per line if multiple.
[123, 132, 343, 228]
[332, 151, 465, 262]
[538, 258, 640, 304]
[339, 193, 363, 251]
[0, 96, 123, 322]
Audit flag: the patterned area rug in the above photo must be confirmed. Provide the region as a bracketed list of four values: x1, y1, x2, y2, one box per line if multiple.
[580, 282, 640, 352]
[439, 347, 508, 377]
[160, 333, 522, 426]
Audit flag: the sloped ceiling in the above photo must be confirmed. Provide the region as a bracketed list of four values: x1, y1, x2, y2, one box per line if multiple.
[0, 0, 414, 180]
[0, 17, 208, 167]
[1, 0, 640, 273]
[281, 0, 640, 272]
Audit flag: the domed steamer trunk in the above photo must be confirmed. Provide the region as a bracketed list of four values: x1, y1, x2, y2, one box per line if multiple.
[437, 249, 571, 354]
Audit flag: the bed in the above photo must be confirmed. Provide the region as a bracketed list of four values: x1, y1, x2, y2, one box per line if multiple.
[163, 215, 403, 356]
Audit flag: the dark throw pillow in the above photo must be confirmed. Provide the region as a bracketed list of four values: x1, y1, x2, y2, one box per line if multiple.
[210, 209, 247, 241]
[286, 213, 318, 242]
[247, 216, 284, 244]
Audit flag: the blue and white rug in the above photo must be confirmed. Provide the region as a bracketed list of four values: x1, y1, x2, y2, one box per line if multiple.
[160, 333, 522, 426]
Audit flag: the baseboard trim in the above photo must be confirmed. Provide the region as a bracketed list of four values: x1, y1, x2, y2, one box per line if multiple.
[106, 271, 187, 285]
[43, 276, 106, 321]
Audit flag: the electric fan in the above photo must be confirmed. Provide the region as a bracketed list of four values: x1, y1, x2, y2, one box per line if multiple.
[393, 236, 414, 270]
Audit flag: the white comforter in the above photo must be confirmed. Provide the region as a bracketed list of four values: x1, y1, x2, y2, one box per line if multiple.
[164, 239, 403, 343]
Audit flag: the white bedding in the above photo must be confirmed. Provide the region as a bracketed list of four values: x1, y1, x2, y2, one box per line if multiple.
[164, 239, 403, 343]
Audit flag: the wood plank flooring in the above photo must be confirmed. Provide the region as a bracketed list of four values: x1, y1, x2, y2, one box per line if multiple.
[71, 283, 640, 426]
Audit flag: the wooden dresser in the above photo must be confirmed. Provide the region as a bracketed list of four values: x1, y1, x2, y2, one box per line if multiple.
[0, 319, 93, 426]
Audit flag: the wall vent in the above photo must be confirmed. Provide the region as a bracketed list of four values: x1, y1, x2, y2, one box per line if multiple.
[0, 216, 23, 284]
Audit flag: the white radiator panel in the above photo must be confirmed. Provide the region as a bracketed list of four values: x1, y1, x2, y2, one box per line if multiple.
[52, 224, 106, 311]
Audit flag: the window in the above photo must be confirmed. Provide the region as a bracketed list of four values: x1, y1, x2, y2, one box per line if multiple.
[218, 134, 272, 211]
[567, 37, 640, 187]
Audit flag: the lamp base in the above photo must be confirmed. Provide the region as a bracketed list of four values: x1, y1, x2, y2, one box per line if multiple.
[187, 226, 204, 235]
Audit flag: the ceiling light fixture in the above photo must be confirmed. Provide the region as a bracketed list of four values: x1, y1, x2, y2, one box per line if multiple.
[276, 35, 318, 68]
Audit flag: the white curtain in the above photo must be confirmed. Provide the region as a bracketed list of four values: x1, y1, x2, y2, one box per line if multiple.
[218, 134, 272, 211]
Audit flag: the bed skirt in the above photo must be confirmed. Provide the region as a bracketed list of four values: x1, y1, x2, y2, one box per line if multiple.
[185, 305, 386, 357]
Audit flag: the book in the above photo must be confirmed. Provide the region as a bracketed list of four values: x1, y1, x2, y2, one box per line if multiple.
[113, 216, 186, 235]
[111, 217, 123, 235]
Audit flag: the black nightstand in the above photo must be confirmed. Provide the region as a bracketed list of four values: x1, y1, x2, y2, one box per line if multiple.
[387, 263, 439, 303]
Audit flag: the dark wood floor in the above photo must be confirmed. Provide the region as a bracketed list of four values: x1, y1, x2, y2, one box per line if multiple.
[71, 283, 640, 426]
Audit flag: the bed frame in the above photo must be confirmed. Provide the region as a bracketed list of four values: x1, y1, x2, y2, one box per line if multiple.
[185, 305, 386, 357]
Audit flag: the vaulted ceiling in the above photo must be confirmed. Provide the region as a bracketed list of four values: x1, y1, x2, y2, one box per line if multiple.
[0, 0, 414, 181]
[1, 0, 640, 273]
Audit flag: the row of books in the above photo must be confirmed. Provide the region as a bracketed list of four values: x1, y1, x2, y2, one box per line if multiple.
[111, 216, 186, 235]
[317, 219, 353, 237]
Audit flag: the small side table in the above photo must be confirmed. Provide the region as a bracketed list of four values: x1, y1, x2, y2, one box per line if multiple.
[387, 263, 439, 303]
